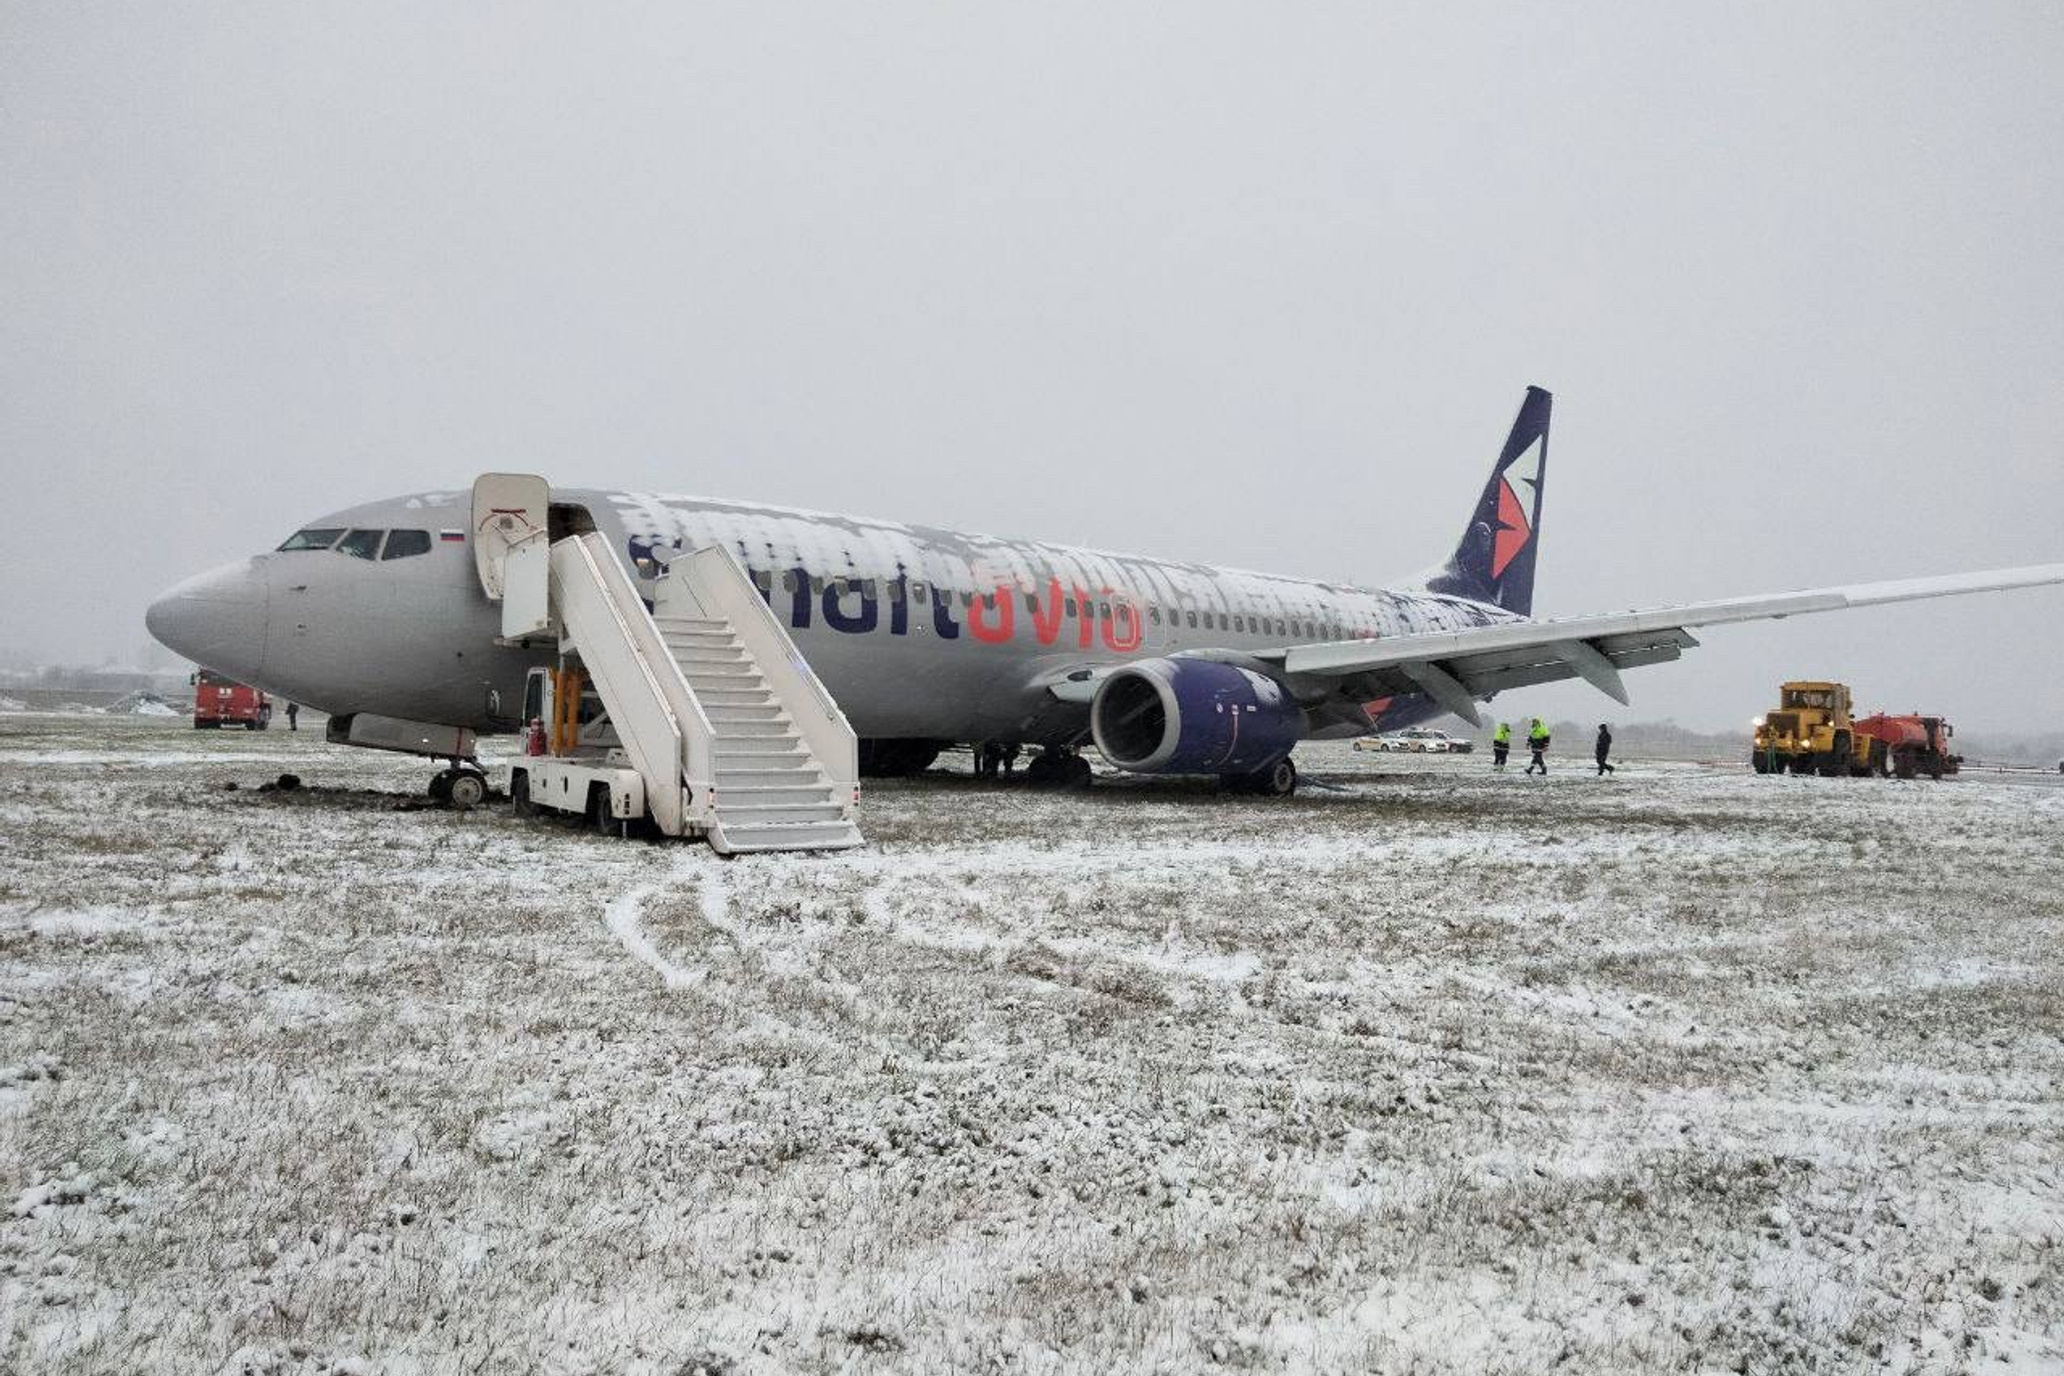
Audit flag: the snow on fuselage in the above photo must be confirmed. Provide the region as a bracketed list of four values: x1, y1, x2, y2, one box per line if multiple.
[151, 486, 1521, 744]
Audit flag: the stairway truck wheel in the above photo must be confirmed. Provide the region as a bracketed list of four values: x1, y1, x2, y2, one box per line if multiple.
[588, 783, 619, 837]
[510, 770, 534, 817]
[447, 770, 488, 811]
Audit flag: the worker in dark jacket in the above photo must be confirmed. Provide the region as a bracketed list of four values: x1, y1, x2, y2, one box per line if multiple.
[1595, 723, 1616, 775]
[1492, 721, 1511, 770]
[1525, 718, 1550, 775]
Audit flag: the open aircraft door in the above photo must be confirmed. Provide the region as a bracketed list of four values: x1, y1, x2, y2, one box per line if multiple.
[471, 473, 553, 639]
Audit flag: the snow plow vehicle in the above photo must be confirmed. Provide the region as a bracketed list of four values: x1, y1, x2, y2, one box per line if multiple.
[1752, 681, 1875, 776]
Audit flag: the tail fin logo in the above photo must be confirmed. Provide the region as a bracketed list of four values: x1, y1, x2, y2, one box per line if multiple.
[1490, 435, 1544, 579]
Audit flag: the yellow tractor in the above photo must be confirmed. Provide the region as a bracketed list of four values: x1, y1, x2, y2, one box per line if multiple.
[1752, 681, 1879, 777]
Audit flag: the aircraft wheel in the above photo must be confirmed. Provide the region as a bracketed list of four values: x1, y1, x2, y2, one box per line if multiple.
[1257, 757, 1298, 797]
[1063, 755, 1093, 789]
[428, 770, 454, 802]
[447, 770, 488, 811]
[510, 770, 534, 817]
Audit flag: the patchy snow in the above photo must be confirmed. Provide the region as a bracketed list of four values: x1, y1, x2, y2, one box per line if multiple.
[1, 712, 2060, 1372]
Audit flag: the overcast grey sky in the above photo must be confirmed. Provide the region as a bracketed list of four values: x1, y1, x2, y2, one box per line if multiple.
[3, 3, 2060, 729]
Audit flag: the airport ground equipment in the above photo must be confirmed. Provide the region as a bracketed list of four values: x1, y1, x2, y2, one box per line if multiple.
[1854, 712, 1960, 780]
[1751, 681, 1876, 777]
[473, 474, 861, 855]
[191, 669, 271, 730]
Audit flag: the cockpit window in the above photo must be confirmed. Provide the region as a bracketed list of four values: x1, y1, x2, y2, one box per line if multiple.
[336, 528, 384, 560]
[278, 528, 345, 551]
[381, 529, 432, 560]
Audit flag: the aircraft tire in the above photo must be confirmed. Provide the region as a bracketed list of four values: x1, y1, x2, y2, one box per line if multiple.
[1258, 757, 1298, 797]
[447, 771, 487, 811]
[1063, 755, 1093, 789]
[428, 770, 454, 802]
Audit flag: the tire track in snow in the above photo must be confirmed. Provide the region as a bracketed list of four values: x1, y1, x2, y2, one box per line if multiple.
[603, 861, 710, 990]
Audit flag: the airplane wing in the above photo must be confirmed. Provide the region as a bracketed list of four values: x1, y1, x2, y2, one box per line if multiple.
[1250, 564, 2064, 727]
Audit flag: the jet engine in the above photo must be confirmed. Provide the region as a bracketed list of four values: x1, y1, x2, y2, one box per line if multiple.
[1089, 658, 1305, 775]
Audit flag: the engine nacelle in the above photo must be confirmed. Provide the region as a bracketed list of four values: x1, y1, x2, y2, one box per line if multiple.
[1090, 658, 1305, 775]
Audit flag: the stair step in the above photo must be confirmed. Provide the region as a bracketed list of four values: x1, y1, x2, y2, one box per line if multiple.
[684, 667, 764, 682]
[716, 765, 824, 784]
[714, 741, 808, 759]
[714, 819, 865, 854]
[717, 784, 838, 807]
[704, 704, 784, 721]
[710, 721, 794, 739]
[654, 616, 729, 631]
[718, 801, 847, 824]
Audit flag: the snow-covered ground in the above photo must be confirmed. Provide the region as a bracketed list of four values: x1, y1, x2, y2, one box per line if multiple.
[2, 714, 2059, 1374]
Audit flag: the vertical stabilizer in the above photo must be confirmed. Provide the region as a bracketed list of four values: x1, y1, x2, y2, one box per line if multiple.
[1424, 386, 1550, 616]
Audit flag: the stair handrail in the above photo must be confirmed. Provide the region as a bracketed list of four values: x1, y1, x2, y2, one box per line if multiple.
[679, 544, 858, 789]
[552, 534, 717, 831]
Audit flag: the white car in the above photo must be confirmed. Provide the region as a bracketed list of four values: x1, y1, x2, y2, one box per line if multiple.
[1353, 727, 1476, 754]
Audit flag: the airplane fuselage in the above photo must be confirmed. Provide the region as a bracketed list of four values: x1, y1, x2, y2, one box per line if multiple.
[149, 486, 1520, 747]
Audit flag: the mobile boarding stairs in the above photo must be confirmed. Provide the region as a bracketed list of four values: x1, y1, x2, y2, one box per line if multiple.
[472, 474, 863, 856]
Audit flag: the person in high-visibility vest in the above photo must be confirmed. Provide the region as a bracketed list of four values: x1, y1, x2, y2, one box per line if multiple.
[1524, 718, 1551, 775]
[1492, 721, 1512, 770]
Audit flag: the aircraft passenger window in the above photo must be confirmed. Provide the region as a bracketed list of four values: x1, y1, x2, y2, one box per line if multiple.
[1025, 593, 1039, 613]
[1065, 598, 1077, 615]
[382, 529, 432, 560]
[1186, 611, 1197, 628]
[277, 528, 345, 551]
[1149, 607, 1161, 624]
[336, 529, 384, 560]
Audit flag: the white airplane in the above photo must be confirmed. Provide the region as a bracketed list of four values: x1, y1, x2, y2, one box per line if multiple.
[147, 387, 2063, 796]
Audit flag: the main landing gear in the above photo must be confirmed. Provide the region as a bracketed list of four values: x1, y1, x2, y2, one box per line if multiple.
[1023, 746, 1093, 789]
[1222, 756, 1298, 798]
[428, 762, 489, 811]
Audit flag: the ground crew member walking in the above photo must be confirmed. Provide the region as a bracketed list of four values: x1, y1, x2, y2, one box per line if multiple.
[1492, 721, 1511, 770]
[285, 701, 299, 731]
[1525, 718, 1551, 775]
[1595, 723, 1615, 776]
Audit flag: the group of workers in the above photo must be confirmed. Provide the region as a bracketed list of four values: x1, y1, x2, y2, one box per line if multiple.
[1490, 719, 1615, 776]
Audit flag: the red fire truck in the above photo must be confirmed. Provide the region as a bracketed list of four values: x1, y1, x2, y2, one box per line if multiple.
[191, 670, 272, 730]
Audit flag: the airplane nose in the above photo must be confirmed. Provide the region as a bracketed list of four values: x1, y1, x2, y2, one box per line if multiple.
[146, 560, 269, 679]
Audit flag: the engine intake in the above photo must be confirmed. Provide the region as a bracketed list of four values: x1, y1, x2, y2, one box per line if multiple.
[1090, 658, 1305, 775]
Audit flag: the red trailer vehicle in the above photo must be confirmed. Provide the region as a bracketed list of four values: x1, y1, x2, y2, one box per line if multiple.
[191, 669, 272, 730]
[1853, 712, 1958, 780]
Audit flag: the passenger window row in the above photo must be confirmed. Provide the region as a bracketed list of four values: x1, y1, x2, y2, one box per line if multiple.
[276, 528, 434, 560]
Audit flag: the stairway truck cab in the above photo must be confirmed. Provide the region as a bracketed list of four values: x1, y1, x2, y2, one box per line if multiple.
[476, 474, 863, 855]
